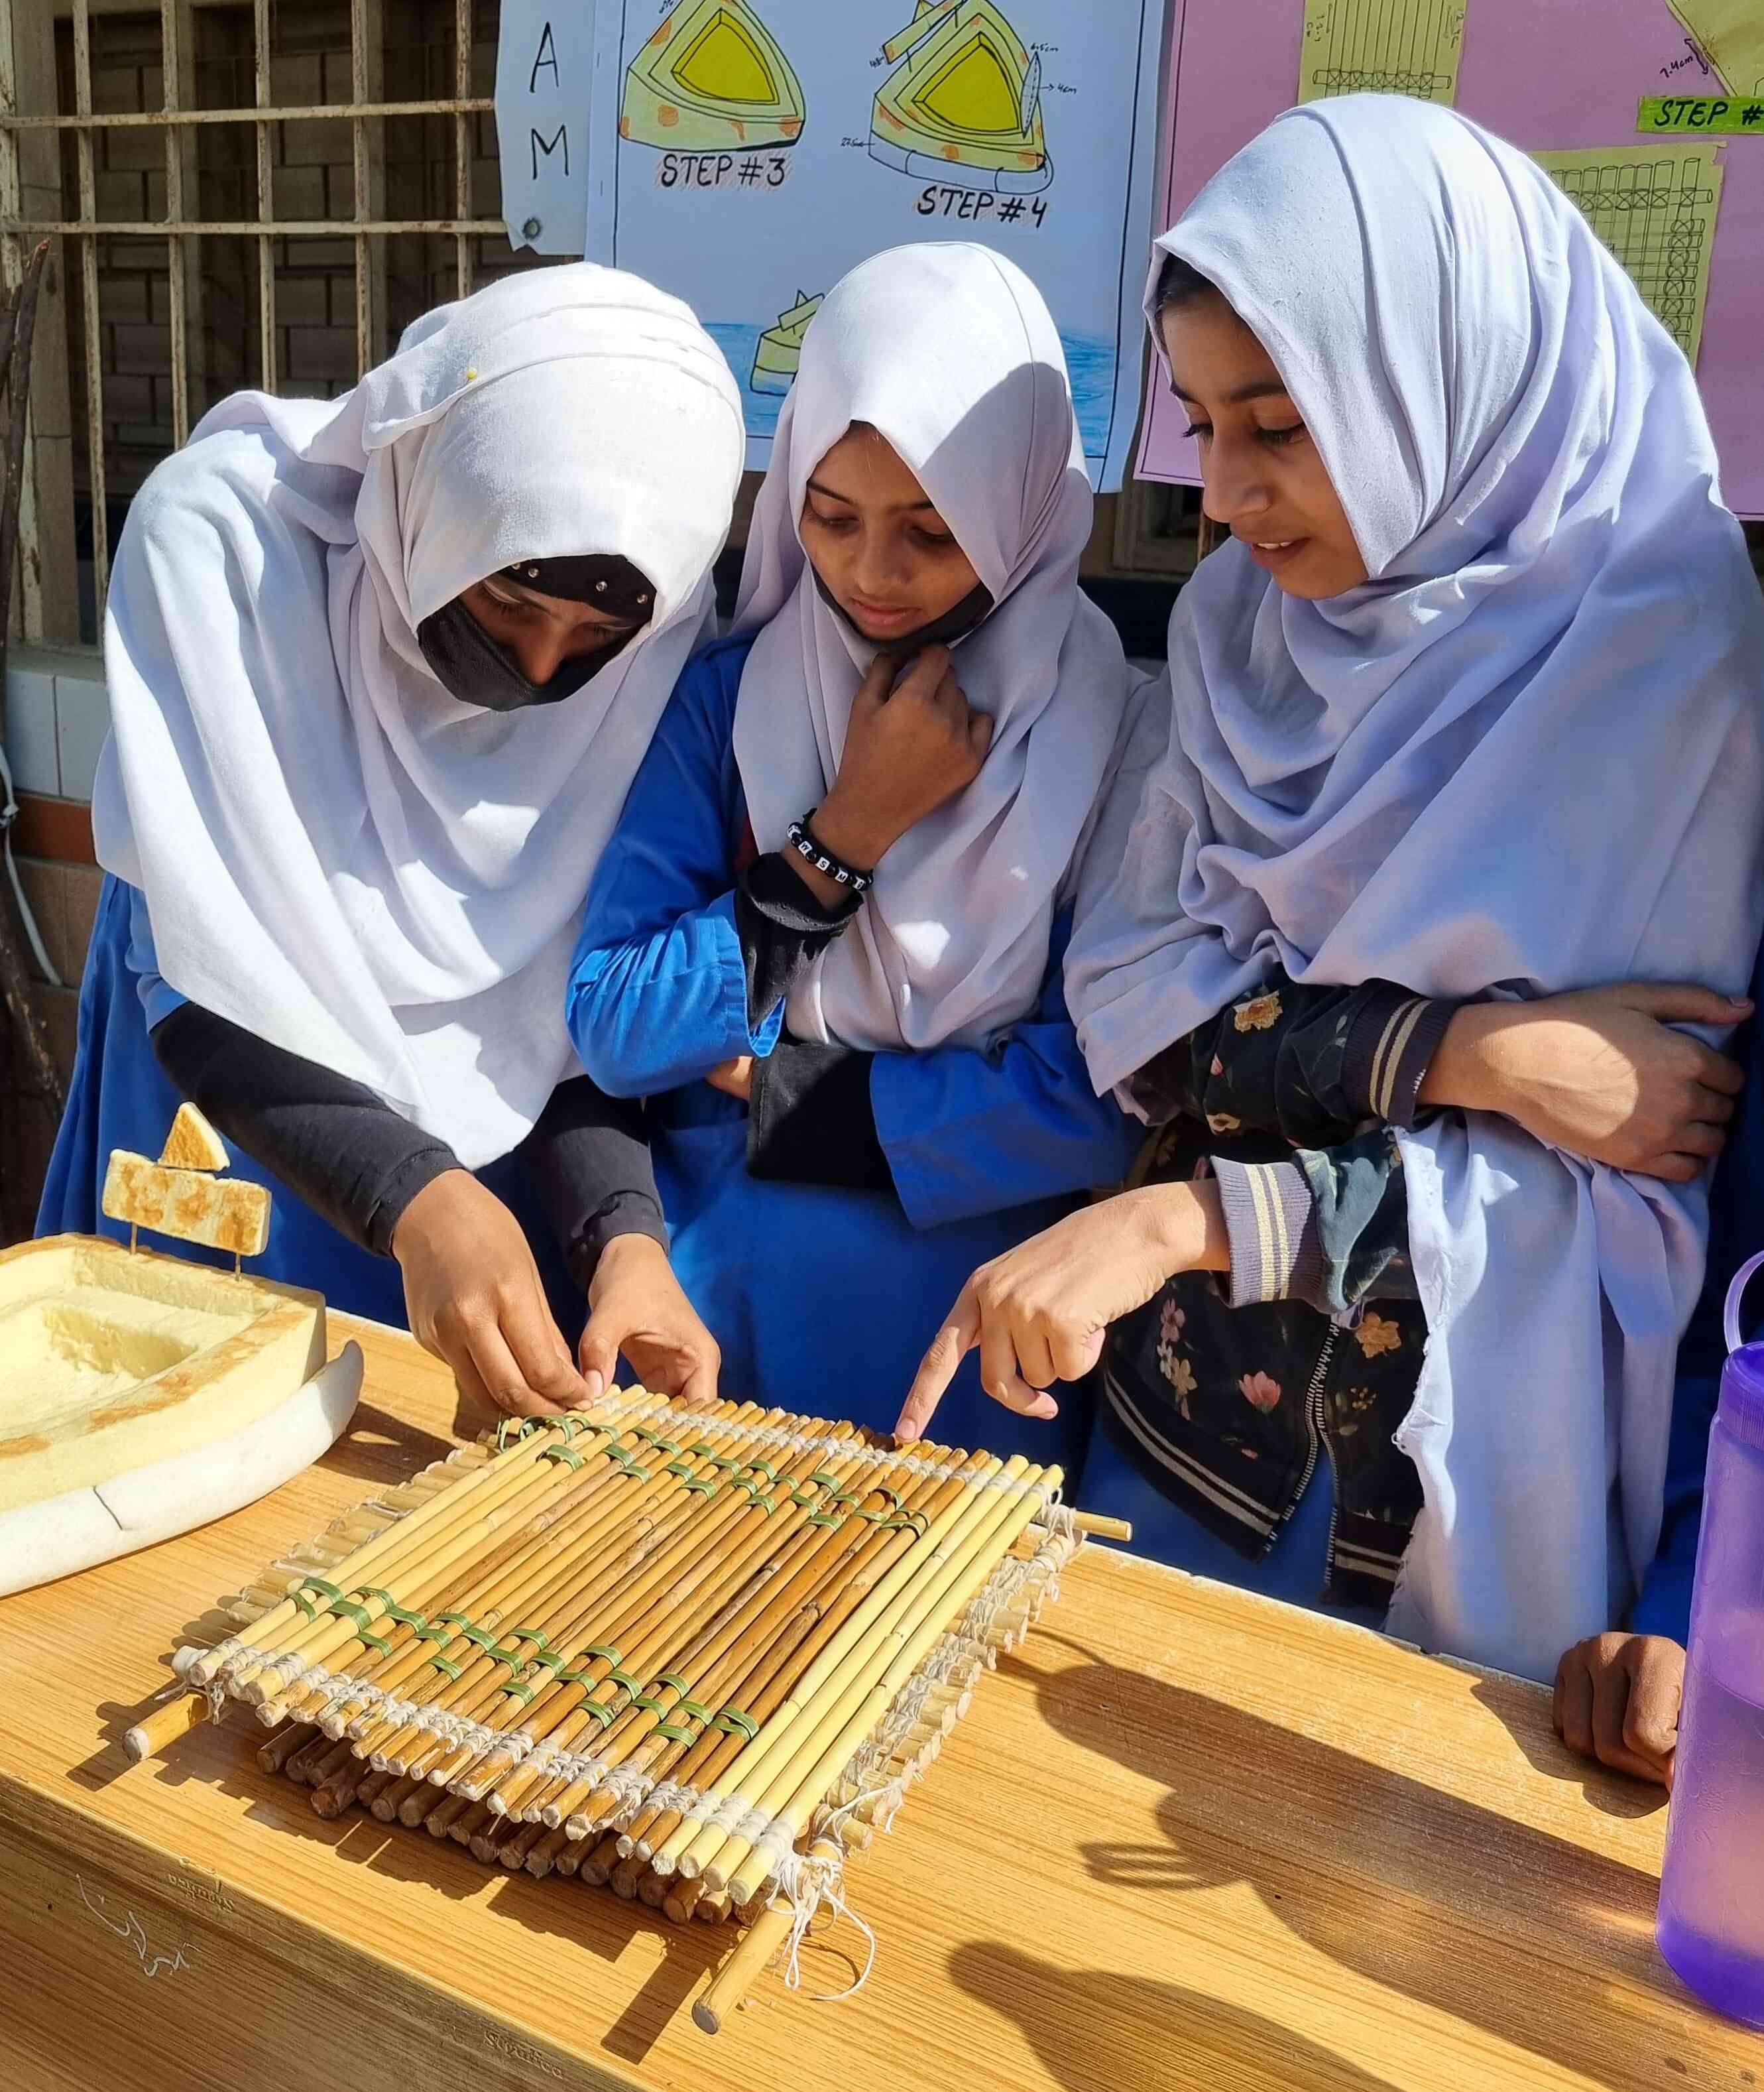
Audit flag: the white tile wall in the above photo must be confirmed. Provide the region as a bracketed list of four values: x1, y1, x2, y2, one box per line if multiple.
[1, 645, 109, 802]
[54, 661, 111, 802]
[3, 664, 59, 796]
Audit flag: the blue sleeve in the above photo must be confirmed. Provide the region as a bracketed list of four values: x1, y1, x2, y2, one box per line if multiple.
[567, 640, 784, 1099]
[123, 881, 188, 1031]
[1631, 971, 1764, 1644]
[870, 909, 1140, 1231]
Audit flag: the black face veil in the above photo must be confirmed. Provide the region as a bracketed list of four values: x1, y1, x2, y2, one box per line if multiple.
[418, 553, 658, 711]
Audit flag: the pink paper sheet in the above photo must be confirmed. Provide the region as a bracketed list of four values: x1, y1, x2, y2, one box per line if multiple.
[1138, 1, 1764, 514]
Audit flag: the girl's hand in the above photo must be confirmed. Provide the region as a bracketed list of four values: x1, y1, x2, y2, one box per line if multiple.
[1421, 983, 1749, 1182]
[578, 1233, 721, 1407]
[897, 1182, 1228, 1444]
[808, 646, 994, 877]
[705, 1056, 754, 1103]
[394, 1170, 593, 1417]
[1553, 1631, 1684, 1789]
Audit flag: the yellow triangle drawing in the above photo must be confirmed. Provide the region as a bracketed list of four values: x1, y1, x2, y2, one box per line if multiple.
[870, 0, 1051, 194]
[750, 288, 823, 395]
[1667, 1, 1764, 94]
[621, 0, 806, 152]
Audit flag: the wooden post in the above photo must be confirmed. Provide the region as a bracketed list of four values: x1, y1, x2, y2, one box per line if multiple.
[0, 240, 68, 1113]
[0, 0, 78, 642]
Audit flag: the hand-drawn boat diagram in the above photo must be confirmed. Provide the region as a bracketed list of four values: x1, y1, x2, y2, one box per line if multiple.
[620, 0, 807, 153]
[869, 1, 1054, 195]
[750, 289, 823, 395]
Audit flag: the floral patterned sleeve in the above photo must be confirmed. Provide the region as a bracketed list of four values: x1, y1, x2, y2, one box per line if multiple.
[1128, 969, 1455, 1144]
[1129, 970, 1454, 1318]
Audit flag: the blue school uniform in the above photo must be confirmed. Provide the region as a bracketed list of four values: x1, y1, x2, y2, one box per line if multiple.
[565, 634, 1138, 1471]
[38, 876, 585, 1337]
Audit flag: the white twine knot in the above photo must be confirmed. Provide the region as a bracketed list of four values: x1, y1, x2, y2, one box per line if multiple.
[776, 1849, 877, 2004]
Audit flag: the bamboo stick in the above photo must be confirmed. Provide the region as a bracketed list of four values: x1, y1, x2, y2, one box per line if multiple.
[695, 1461, 1051, 1892]
[451, 1420, 885, 1806]
[256, 1722, 318, 1776]
[556, 1443, 978, 1846]
[652, 1455, 1027, 1878]
[717, 1474, 1057, 1902]
[236, 1404, 677, 1703]
[184, 1419, 581, 1687]
[693, 1904, 794, 2033]
[341, 1400, 788, 1753]
[609, 1450, 988, 1860]
[359, 1403, 794, 1771]
[1071, 1511, 1133, 1543]
[123, 1692, 209, 1762]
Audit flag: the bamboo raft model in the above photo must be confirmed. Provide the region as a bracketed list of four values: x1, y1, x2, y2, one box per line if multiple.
[124, 1386, 1130, 2032]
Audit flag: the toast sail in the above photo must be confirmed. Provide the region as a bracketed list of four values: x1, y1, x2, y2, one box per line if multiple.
[750, 289, 822, 395]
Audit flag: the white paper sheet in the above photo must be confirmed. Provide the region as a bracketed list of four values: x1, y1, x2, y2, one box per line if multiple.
[583, 0, 1165, 489]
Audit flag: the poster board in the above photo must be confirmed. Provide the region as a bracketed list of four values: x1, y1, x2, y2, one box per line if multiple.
[496, 2, 597, 256]
[581, 0, 1167, 489]
[1140, 0, 1764, 515]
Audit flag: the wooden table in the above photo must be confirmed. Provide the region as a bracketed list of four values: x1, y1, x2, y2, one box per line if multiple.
[0, 1316, 1753, 2092]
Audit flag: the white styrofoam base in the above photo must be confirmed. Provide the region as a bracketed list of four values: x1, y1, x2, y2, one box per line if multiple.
[0, 1343, 365, 1598]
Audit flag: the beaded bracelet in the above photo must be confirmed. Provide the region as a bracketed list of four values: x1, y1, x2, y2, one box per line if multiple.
[787, 810, 875, 896]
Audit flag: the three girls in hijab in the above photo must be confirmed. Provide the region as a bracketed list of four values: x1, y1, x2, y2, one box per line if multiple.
[898, 97, 1764, 1692]
[565, 243, 1143, 1465]
[39, 265, 745, 1418]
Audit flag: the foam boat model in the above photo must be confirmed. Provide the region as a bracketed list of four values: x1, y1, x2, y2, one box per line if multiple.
[750, 289, 822, 395]
[622, 0, 806, 152]
[870, 0, 1053, 195]
[0, 1107, 361, 1598]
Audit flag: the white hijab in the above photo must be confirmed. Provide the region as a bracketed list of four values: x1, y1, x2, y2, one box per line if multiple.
[731, 243, 1132, 1053]
[1067, 97, 1764, 1680]
[94, 264, 745, 1168]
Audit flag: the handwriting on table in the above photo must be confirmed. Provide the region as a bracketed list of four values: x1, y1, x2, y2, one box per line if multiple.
[77, 1875, 191, 1981]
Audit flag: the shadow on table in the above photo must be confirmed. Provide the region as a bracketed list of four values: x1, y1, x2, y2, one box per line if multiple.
[74, 1693, 715, 2067]
[224, 1768, 719, 2065]
[1468, 1676, 1668, 1821]
[1013, 1644, 1687, 2091]
[322, 1398, 458, 1484]
[951, 1942, 1405, 2092]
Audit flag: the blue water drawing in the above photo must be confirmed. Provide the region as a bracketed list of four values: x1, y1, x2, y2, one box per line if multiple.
[707, 324, 1116, 463]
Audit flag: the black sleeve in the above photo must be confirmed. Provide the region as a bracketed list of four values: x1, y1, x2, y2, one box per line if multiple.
[518, 1074, 669, 1288]
[747, 1040, 893, 1192]
[731, 849, 891, 1190]
[1130, 970, 1457, 1146]
[733, 850, 864, 1031]
[150, 999, 457, 1257]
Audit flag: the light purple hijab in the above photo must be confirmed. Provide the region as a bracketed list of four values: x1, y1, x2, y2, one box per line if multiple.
[1067, 95, 1764, 1680]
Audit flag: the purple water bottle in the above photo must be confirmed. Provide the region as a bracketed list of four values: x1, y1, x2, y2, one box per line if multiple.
[1656, 1249, 1764, 2028]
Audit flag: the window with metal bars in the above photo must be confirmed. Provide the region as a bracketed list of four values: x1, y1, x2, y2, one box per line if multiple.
[0, 0, 547, 643]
